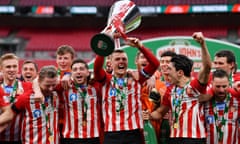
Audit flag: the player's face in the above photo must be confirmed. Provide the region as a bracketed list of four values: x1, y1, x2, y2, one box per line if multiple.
[160, 56, 172, 75]
[135, 53, 148, 70]
[213, 57, 233, 75]
[71, 62, 89, 85]
[56, 53, 73, 71]
[22, 63, 38, 82]
[1, 59, 19, 82]
[167, 62, 179, 85]
[212, 77, 229, 101]
[39, 77, 58, 96]
[111, 52, 128, 77]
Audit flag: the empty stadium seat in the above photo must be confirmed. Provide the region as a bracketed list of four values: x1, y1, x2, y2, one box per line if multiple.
[16, 28, 99, 51]
[129, 26, 228, 40]
[0, 0, 11, 5]
[0, 27, 10, 37]
[17, 0, 229, 6]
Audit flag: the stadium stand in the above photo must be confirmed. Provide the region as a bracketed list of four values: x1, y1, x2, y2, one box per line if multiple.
[135, 0, 229, 5]
[0, 0, 11, 5]
[128, 26, 228, 40]
[15, 26, 228, 52]
[18, 0, 115, 6]
[16, 28, 99, 51]
[0, 27, 10, 37]
[17, 0, 229, 6]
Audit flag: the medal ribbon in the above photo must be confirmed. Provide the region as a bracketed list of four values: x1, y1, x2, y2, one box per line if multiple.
[112, 76, 127, 112]
[229, 73, 232, 87]
[172, 81, 190, 127]
[2, 80, 18, 103]
[41, 97, 54, 139]
[75, 84, 88, 120]
[57, 69, 61, 77]
[212, 93, 230, 142]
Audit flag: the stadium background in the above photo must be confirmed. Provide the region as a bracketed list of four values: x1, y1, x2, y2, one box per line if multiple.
[0, 0, 240, 69]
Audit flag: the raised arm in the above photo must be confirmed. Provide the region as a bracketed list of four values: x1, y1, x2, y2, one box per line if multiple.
[94, 55, 107, 82]
[193, 32, 211, 84]
[126, 37, 160, 84]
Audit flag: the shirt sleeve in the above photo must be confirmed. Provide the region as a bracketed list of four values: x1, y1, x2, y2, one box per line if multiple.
[12, 90, 32, 113]
[94, 55, 107, 83]
[22, 82, 33, 92]
[190, 78, 207, 94]
[138, 45, 160, 84]
[0, 87, 8, 107]
[162, 86, 172, 108]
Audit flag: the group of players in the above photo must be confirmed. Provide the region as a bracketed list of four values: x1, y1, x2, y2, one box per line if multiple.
[0, 32, 239, 144]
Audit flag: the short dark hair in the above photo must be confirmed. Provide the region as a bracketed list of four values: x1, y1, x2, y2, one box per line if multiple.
[212, 69, 229, 80]
[22, 60, 38, 72]
[161, 51, 177, 57]
[71, 58, 89, 70]
[171, 54, 193, 77]
[215, 50, 237, 73]
[215, 50, 236, 64]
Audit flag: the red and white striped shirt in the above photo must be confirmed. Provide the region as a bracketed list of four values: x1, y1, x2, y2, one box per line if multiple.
[162, 78, 207, 138]
[0, 81, 31, 142]
[61, 82, 101, 138]
[101, 75, 143, 132]
[15, 90, 60, 144]
[94, 45, 159, 132]
[204, 89, 240, 144]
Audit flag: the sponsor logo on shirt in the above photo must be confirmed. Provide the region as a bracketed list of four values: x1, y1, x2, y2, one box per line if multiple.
[33, 109, 42, 118]
[206, 115, 214, 124]
[69, 93, 78, 102]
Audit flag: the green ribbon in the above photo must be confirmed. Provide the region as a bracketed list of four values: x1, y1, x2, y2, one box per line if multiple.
[3, 80, 18, 103]
[75, 84, 88, 120]
[172, 81, 190, 126]
[112, 76, 127, 112]
[212, 93, 230, 142]
[229, 73, 232, 87]
[41, 98, 53, 136]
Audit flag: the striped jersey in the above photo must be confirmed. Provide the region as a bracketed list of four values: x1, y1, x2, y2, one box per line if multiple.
[14, 90, 60, 144]
[162, 78, 207, 138]
[60, 82, 101, 138]
[204, 89, 240, 144]
[0, 80, 31, 142]
[94, 45, 160, 132]
[101, 75, 143, 132]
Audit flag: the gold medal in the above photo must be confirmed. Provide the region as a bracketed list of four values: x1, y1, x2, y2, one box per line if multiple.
[173, 123, 178, 128]
[48, 135, 53, 142]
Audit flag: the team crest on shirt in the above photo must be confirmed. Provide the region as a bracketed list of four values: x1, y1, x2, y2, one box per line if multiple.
[109, 88, 116, 97]
[206, 115, 214, 124]
[69, 93, 78, 102]
[33, 109, 42, 118]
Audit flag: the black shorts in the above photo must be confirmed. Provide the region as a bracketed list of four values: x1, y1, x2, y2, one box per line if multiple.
[61, 137, 100, 144]
[0, 141, 21, 144]
[169, 138, 206, 144]
[103, 129, 144, 144]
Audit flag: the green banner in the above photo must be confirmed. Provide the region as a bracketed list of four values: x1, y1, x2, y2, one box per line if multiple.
[88, 36, 240, 70]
